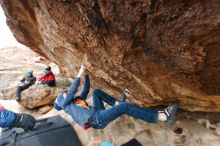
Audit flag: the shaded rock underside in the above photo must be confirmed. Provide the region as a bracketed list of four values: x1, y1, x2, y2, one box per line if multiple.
[0, 0, 220, 111]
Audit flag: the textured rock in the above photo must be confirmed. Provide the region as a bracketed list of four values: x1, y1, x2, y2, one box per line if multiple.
[19, 85, 64, 109]
[0, 0, 220, 112]
[37, 105, 53, 114]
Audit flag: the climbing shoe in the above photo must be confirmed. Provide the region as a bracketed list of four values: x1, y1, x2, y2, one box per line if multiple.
[15, 97, 20, 102]
[164, 101, 180, 126]
[118, 89, 131, 102]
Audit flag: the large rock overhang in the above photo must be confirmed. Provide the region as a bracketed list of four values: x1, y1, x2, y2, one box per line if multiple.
[0, 0, 219, 112]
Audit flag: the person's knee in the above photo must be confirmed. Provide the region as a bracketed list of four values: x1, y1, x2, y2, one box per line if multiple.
[92, 88, 103, 96]
[118, 102, 129, 111]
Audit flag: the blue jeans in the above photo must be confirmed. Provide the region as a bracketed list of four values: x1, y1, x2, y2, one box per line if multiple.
[90, 89, 158, 129]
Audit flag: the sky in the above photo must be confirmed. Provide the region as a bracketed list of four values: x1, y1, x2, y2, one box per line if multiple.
[0, 5, 25, 49]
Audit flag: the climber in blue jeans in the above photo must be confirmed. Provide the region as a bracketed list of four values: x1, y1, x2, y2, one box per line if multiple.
[54, 65, 179, 129]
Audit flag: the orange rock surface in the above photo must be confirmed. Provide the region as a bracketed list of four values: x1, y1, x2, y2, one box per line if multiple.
[0, 0, 219, 111]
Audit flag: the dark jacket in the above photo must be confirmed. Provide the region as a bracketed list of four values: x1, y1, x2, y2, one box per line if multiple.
[20, 75, 36, 86]
[0, 108, 15, 128]
[54, 75, 96, 126]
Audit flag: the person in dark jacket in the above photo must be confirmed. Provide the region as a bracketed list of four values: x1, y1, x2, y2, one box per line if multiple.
[16, 70, 36, 102]
[0, 103, 36, 131]
[38, 66, 56, 87]
[54, 65, 179, 129]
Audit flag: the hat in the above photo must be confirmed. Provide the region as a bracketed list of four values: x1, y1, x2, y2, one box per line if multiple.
[26, 70, 33, 75]
[45, 66, 51, 71]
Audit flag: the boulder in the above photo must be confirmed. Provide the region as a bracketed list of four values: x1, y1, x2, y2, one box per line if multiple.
[37, 105, 54, 114]
[0, 0, 220, 112]
[19, 85, 65, 109]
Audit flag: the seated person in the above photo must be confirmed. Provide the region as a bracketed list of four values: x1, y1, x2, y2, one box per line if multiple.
[38, 66, 56, 87]
[54, 65, 180, 130]
[0, 103, 36, 131]
[16, 70, 36, 102]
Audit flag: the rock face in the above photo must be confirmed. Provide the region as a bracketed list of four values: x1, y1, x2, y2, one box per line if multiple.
[0, 0, 220, 111]
[19, 85, 64, 109]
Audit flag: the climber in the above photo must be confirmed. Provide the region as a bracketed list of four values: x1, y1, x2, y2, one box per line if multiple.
[15, 69, 36, 102]
[0, 103, 36, 131]
[37, 66, 56, 87]
[54, 65, 180, 129]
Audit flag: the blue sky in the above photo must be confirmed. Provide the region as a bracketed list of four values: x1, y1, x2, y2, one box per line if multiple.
[0, 5, 25, 49]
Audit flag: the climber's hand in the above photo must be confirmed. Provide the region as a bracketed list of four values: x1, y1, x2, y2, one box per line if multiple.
[77, 64, 86, 78]
[35, 81, 39, 85]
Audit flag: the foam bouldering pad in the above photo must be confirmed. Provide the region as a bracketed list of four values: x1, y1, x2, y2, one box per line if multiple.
[0, 116, 82, 146]
[122, 138, 142, 146]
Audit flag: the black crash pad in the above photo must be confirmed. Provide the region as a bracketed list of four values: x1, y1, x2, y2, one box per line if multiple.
[0, 116, 82, 146]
